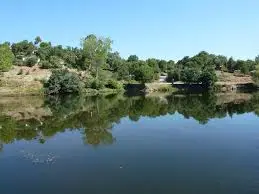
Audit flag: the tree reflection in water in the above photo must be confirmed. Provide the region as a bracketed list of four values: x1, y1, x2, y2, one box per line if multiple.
[0, 92, 259, 149]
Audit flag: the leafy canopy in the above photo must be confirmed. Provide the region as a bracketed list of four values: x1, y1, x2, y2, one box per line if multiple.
[44, 69, 84, 95]
[0, 43, 14, 72]
[81, 34, 112, 76]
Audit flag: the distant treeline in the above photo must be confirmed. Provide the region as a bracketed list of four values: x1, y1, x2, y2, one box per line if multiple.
[1, 35, 259, 93]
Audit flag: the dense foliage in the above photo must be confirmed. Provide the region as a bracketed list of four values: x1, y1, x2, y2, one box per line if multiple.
[0, 43, 14, 72]
[44, 69, 84, 95]
[1, 34, 259, 92]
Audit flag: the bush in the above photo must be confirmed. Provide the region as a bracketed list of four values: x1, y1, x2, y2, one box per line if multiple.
[24, 56, 38, 67]
[44, 69, 84, 95]
[49, 56, 63, 68]
[90, 79, 105, 90]
[105, 79, 123, 89]
[84, 77, 105, 90]
[13, 58, 24, 66]
[39, 56, 63, 69]
[39, 60, 52, 69]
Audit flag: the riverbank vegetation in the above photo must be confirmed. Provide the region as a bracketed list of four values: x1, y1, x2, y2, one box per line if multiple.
[1, 34, 259, 95]
[1, 92, 259, 148]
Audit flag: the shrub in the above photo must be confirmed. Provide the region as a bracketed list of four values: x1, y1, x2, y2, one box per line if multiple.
[84, 77, 105, 90]
[39, 60, 52, 69]
[44, 69, 84, 95]
[13, 58, 24, 66]
[39, 56, 63, 69]
[90, 79, 105, 90]
[105, 79, 123, 89]
[49, 56, 63, 68]
[24, 56, 38, 67]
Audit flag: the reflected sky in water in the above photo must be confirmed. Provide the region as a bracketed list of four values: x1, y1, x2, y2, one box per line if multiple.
[1, 93, 259, 194]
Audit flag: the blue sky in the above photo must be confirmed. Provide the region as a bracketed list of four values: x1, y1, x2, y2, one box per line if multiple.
[1, 0, 259, 60]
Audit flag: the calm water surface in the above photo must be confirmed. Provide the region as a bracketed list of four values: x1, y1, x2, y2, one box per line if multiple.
[1, 93, 259, 194]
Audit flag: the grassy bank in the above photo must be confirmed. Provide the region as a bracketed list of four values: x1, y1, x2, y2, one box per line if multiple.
[144, 83, 178, 93]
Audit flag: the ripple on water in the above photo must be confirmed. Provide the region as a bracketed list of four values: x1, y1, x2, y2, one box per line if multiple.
[20, 150, 59, 165]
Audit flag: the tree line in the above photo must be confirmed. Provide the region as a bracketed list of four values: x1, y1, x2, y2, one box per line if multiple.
[1, 35, 259, 93]
[1, 93, 259, 149]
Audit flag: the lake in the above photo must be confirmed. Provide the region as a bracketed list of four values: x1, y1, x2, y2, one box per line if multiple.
[1, 93, 259, 194]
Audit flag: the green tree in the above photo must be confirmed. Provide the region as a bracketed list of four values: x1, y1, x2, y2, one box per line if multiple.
[24, 55, 38, 67]
[62, 48, 78, 68]
[167, 69, 181, 82]
[181, 68, 200, 83]
[146, 58, 160, 73]
[227, 57, 236, 72]
[134, 64, 154, 83]
[127, 55, 139, 62]
[37, 42, 52, 60]
[214, 55, 228, 70]
[81, 34, 112, 78]
[198, 67, 217, 88]
[0, 43, 14, 72]
[255, 55, 259, 65]
[107, 52, 123, 71]
[44, 69, 84, 95]
[39, 60, 52, 69]
[49, 55, 64, 68]
[117, 63, 130, 80]
[34, 36, 42, 45]
[167, 60, 175, 72]
[11, 40, 35, 57]
[158, 60, 168, 72]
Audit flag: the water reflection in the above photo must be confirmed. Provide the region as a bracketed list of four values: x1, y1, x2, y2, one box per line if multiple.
[1, 92, 259, 149]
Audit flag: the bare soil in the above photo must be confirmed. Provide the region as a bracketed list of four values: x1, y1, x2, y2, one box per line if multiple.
[0, 65, 51, 96]
[216, 71, 253, 85]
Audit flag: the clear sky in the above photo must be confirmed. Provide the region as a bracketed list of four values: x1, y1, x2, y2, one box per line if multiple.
[1, 0, 259, 60]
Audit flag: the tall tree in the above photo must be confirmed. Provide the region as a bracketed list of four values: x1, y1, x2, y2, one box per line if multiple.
[107, 51, 122, 71]
[36, 42, 52, 60]
[255, 55, 259, 65]
[34, 36, 42, 45]
[214, 55, 228, 70]
[0, 43, 14, 72]
[127, 55, 139, 62]
[227, 57, 236, 72]
[81, 34, 112, 78]
[158, 60, 167, 72]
